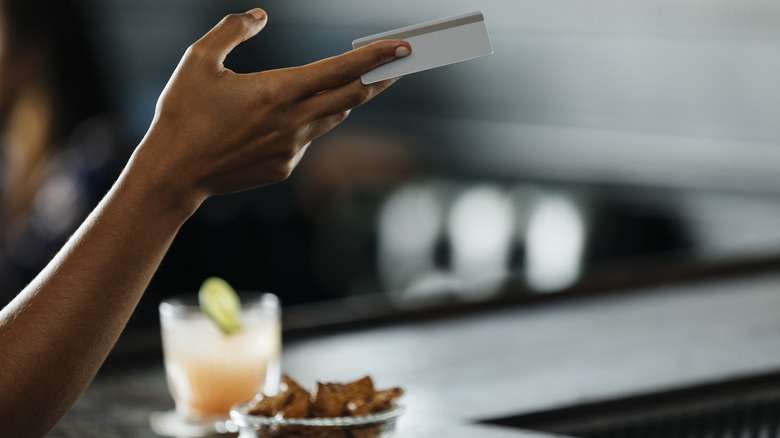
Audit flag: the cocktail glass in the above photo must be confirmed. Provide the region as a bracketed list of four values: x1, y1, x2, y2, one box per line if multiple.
[150, 292, 281, 437]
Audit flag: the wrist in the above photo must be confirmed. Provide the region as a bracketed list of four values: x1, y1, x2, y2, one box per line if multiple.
[121, 136, 206, 225]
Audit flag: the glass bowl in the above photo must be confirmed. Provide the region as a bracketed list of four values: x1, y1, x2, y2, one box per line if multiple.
[230, 402, 404, 438]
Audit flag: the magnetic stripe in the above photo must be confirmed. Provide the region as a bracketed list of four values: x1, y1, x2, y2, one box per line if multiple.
[353, 13, 484, 47]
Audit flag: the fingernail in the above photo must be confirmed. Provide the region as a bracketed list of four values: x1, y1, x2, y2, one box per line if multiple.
[395, 45, 411, 58]
[247, 8, 266, 20]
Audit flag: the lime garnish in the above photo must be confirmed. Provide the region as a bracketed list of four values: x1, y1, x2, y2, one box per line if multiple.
[198, 277, 243, 335]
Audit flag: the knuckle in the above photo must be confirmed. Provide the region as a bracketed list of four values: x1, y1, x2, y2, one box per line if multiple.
[330, 65, 353, 88]
[285, 113, 311, 137]
[271, 158, 295, 182]
[185, 42, 208, 61]
[350, 86, 373, 107]
[221, 13, 245, 29]
[250, 72, 283, 106]
[369, 41, 395, 65]
[258, 72, 294, 105]
[374, 49, 386, 68]
[333, 110, 350, 124]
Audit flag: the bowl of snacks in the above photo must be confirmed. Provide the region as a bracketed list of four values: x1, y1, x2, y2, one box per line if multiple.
[230, 375, 404, 438]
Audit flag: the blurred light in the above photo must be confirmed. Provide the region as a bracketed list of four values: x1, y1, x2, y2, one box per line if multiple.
[33, 171, 82, 238]
[447, 184, 514, 300]
[377, 183, 443, 295]
[524, 194, 585, 293]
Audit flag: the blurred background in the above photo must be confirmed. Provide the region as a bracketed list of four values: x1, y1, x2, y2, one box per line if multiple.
[3, 0, 780, 341]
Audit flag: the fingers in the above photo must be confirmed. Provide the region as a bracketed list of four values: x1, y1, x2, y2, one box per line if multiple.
[291, 40, 410, 121]
[304, 76, 400, 121]
[189, 9, 268, 68]
[306, 111, 352, 144]
[292, 40, 411, 97]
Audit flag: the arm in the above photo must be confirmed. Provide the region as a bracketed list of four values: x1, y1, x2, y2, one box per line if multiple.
[0, 9, 410, 437]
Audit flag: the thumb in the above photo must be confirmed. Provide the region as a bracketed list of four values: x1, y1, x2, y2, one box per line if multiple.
[190, 9, 268, 67]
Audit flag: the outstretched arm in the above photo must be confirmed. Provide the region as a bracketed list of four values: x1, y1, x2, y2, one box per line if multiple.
[0, 8, 410, 437]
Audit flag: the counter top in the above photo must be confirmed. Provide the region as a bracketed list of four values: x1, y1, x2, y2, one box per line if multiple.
[51, 269, 780, 437]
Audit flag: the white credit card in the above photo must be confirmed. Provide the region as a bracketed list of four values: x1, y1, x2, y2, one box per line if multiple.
[352, 11, 494, 85]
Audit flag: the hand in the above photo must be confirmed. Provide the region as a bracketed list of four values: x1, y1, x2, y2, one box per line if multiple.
[137, 8, 411, 205]
[0, 9, 412, 436]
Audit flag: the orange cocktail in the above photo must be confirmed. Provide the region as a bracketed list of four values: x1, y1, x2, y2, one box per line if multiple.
[159, 293, 281, 419]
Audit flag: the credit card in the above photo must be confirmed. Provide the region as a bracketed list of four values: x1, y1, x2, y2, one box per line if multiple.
[352, 11, 494, 85]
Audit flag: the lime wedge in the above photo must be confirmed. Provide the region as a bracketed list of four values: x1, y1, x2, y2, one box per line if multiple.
[198, 277, 243, 335]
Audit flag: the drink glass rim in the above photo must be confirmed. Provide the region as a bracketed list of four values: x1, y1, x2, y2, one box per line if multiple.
[159, 291, 279, 319]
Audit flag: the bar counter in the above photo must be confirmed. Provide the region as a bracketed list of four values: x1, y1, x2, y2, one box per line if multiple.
[51, 268, 780, 437]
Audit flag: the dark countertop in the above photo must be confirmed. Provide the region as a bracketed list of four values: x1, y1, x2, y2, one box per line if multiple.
[50, 269, 780, 437]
